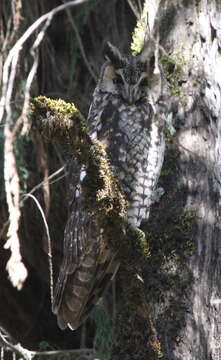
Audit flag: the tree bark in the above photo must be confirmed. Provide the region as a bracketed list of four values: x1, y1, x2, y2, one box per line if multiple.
[144, 1, 221, 359]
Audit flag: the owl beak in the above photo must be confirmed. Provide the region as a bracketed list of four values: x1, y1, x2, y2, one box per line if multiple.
[123, 84, 137, 105]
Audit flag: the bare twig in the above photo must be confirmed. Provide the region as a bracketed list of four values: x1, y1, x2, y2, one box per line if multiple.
[64, 5, 97, 81]
[127, 0, 140, 18]
[34, 348, 93, 357]
[8, 0, 22, 46]
[0, 0, 89, 292]
[0, 167, 65, 241]
[137, 0, 142, 14]
[3, 122, 28, 290]
[1, 0, 22, 54]
[23, 166, 65, 198]
[20, 13, 55, 135]
[0, 0, 89, 124]
[23, 194, 54, 306]
[0, 328, 93, 359]
[0, 330, 34, 360]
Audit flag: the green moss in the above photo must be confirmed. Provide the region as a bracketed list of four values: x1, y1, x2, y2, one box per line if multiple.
[111, 267, 163, 360]
[142, 148, 197, 351]
[130, 0, 149, 55]
[32, 96, 88, 158]
[33, 96, 85, 125]
[161, 53, 186, 101]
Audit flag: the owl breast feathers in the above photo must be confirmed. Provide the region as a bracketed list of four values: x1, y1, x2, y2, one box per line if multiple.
[52, 41, 166, 330]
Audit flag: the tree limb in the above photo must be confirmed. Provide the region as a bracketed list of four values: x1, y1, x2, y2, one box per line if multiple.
[0, 330, 34, 360]
[0, 327, 93, 359]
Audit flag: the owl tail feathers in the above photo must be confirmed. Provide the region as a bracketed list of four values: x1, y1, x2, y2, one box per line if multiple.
[52, 273, 83, 330]
[56, 304, 80, 331]
[52, 254, 120, 331]
[52, 266, 68, 317]
[53, 283, 83, 330]
[53, 285, 95, 331]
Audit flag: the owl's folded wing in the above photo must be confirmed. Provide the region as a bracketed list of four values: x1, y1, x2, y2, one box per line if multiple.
[52, 160, 119, 330]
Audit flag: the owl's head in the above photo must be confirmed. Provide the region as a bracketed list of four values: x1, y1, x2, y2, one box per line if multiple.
[99, 41, 161, 105]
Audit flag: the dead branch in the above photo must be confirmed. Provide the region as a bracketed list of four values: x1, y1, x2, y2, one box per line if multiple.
[64, 4, 97, 82]
[23, 194, 53, 306]
[3, 121, 28, 290]
[0, 328, 93, 359]
[0, 330, 34, 360]
[127, 0, 140, 18]
[0, 0, 90, 125]
[22, 166, 65, 198]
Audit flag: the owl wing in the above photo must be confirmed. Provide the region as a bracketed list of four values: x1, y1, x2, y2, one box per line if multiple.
[52, 158, 119, 330]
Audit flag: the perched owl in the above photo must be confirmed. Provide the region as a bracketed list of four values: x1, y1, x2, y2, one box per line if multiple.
[52, 41, 166, 330]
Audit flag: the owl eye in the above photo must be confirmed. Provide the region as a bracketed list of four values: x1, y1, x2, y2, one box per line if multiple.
[140, 77, 149, 86]
[113, 74, 124, 85]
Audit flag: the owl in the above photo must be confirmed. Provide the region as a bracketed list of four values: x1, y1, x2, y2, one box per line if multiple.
[52, 41, 166, 330]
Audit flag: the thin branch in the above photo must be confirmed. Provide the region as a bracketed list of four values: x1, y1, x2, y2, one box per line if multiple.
[46, 174, 66, 186]
[20, 13, 55, 135]
[3, 121, 28, 290]
[0, 0, 89, 124]
[1, 0, 22, 54]
[0, 329, 93, 359]
[0, 0, 89, 292]
[23, 166, 65, 198]
[0, 168, 65, 241]
[23, 194, 54, 306]
[127, 0, 140, 18]
[64, 5, 97, 81]
[137, 0, 142, 14]
[0, 331, 34, 360]
[33, 348, 93, 357]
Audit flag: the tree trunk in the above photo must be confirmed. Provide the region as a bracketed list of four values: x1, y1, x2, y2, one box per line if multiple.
[145, 1, 221, 359]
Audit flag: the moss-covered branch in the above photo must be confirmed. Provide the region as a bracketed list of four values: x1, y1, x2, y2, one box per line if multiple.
[31, 96, 151, 265]
[31, 96, 161, 359]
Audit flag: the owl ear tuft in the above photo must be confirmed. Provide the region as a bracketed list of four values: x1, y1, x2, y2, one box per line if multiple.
[104, 41, 125, 68]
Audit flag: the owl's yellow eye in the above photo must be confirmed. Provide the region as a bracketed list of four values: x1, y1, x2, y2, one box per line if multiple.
[113, 74, 124, 85]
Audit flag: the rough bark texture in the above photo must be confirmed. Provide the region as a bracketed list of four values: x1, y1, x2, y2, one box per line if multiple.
[145, 1, 221, 359]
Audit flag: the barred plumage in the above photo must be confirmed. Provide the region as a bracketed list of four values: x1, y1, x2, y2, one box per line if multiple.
[52, 41, 166, 330]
